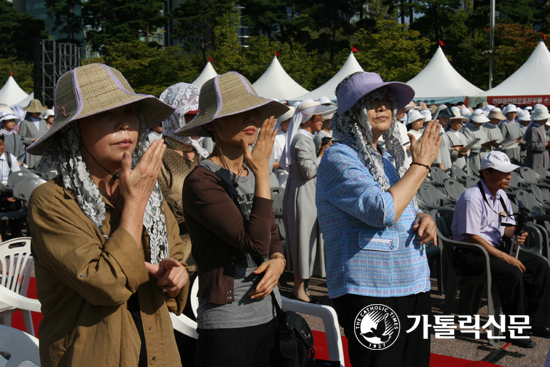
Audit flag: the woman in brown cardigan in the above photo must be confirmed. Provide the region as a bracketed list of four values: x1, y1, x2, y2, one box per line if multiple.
[179, 72, 289, 367]
[27, 64, 189, 367]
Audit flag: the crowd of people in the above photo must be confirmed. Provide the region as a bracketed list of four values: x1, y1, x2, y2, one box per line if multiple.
[2, 62, 549, 366]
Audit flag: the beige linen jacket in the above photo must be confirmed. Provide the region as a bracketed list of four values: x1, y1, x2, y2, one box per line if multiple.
[28, 179, 189, 367]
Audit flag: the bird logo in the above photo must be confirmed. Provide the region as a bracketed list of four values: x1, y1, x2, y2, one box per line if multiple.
[354, 304, 400, 350]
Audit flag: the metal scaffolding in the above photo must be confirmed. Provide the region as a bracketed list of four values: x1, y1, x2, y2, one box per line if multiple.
[34, 39, 81, 108]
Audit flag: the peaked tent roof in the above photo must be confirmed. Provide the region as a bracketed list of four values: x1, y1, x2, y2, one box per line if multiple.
[406, 46, 483, 103]
[294, 52, 364, 101]
[0, 76, 29, 106]
[252, 57, 309, 100]
[476, 41, 550, 97]
[192, 62, 218, 89]
[11, 92, 34, 108]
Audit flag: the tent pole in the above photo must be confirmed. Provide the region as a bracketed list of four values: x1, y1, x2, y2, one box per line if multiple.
[489, 0, 495, 89]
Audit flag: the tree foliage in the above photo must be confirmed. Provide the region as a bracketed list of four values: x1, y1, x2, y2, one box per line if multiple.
[353, 18, 431, 82]
[0, 0, 47, 62]
[82, 0, 167, 53]
[45, 0, 83, 44]
[0, 58, 34, 93]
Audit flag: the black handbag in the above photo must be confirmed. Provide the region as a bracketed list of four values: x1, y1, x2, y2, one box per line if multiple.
[272, 295, 316, 367]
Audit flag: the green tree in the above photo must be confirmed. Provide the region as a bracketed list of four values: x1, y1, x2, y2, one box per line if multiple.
[0, 58, 34, 93]
[82, 0, 168, 53]
[0, 0, 47, 62]
[169, 0, 234, 64]
[104, 41, 197, 96]
[352, 18, 431, 82]
[45, 0, 83, 44]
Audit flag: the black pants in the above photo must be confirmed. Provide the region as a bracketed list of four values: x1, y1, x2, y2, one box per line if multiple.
[332, 292, 431, 367]
[195, 319, 281, 367]
[454, 249, 550, 327]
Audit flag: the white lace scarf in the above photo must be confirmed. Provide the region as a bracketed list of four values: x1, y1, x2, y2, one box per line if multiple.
[36, 120, 169, 265]
[332, 88, 407, 191]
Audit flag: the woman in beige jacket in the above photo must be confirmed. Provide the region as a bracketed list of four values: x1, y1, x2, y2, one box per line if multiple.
[27, 63, 189, 367]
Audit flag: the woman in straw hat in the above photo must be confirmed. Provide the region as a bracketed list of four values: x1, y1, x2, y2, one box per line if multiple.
[316, 72, 440, 367]
[158, 82, 209, 274]
[27, 63, 190, 367]
[443, 112, 471, 177]
[280, 99, 336, 303]
[19, 99, 49, 168]
[178, 71, 289, 366]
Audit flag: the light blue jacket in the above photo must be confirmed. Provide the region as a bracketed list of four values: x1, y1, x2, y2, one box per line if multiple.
[316, 142, 430, 298]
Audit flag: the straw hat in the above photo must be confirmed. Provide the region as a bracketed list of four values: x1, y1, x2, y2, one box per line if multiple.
[176, 72, 289, 137]
[488, 108, 506, 121]
[449, 110, 469, 121]
[27, 63, 174, 155]
[23, 99, 48, 113]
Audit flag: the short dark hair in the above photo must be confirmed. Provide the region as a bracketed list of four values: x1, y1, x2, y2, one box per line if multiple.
[480, 167, 494, 180]
[0, 135, 5, 142]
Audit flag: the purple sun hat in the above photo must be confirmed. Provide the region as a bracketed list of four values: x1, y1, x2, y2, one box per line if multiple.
[336, 72, 415, 115]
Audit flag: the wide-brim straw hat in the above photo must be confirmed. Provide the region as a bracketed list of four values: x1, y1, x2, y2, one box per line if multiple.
[23, 99, 48, 113]
[27, 63, 174, 155]
[488, 108, 506, 121]
[449, 110, 469, 122]
[336, 72, 414, 115]
[518, 110, 531, 122]
[176, 72, 289, 137]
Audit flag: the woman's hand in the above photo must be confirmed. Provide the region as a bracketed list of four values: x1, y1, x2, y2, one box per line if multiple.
[412, 213, 437, 246]
[409, 120, 441, 167]
[249, 255, 285, 300]
[145, 257, 189, 298]
[318, 140, 333, 158]
[242, 116, 277, 177]
[119, 139, 166, 209]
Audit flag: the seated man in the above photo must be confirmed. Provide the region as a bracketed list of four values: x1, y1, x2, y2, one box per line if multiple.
[452, 151, 550, 348]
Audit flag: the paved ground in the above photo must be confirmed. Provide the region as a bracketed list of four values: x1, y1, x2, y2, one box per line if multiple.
[278, 271, 550, 367]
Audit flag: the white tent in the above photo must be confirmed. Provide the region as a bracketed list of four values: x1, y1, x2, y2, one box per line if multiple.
[407, 47, 483, 104]
[468, 41, 550, 106]
[252, 57, 309, 101]
[192, 62, 218, 89]
[0, 76, 29, 107]
[11, 92, 34, 108]
[295, 52, 364, 101]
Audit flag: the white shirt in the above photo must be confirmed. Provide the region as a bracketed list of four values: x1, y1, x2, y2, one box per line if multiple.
[0, 152, 21, 185]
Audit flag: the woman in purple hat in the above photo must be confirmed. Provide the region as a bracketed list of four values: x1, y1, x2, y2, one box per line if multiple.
[316, 72, 440, 366]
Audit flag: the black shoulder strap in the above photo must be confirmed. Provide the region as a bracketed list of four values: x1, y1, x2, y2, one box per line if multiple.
[477, 180, 512, 218]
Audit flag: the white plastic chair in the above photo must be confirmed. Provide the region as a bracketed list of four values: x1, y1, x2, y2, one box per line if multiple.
[188, 279, 345, 366]
[0, 325, 40, 366]
[13, 178, 47, 202]
[170, 277, 199, 339]
[0, 238, 40, 336]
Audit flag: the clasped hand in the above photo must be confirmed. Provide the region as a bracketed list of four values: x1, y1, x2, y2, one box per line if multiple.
[145, 258, 189, 298]
[249, 256, 285, 300]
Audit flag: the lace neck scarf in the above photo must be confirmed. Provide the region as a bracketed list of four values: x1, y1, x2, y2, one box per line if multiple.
[332, 88, 407, 192]
[36, 120, 169, 265]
